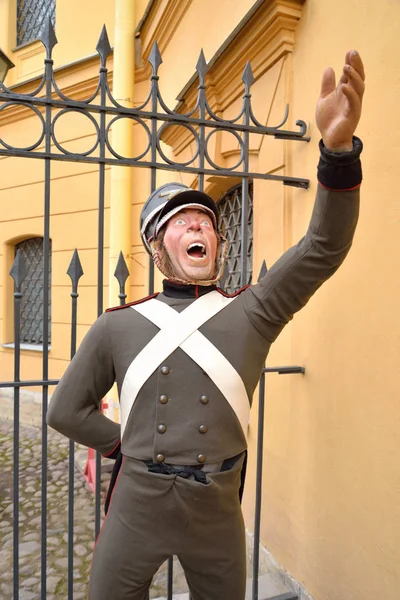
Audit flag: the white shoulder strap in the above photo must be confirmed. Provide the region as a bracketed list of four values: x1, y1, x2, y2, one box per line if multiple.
[120, 291, 250, 440]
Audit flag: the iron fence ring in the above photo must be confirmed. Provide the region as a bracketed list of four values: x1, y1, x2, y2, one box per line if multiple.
[204, 128, 244, 171]
[156, 121, 200, 167]
[105, 115, 152, 161]
[52, 75, 101, 105]
[0, 102, 46, 151]
[106, 81, 153, 113]
[51, 108, 101, 156]
[0, 74, 46, 99]
[205, 100, 245, 124]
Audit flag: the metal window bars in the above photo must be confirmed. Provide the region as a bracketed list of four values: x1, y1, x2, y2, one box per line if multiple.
[219, 182, 254, 294]
[14, 237, 51, 345]
[0, 18, 307, 600]
[17, 0, 56, 47]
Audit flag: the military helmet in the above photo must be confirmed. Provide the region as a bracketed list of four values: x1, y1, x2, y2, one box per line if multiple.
[140, 183, 219, 255]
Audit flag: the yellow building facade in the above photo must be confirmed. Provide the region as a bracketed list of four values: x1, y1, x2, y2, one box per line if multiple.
[0, 1, 399, 599]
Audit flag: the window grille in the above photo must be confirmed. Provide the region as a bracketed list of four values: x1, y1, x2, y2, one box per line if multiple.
[218, 182, 253, 294]
[15, 237, 51, 345]
[17, 0, 56, 47]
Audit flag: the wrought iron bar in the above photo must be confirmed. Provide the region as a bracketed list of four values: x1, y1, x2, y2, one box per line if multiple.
[0, 379, 59, 388]
[167, 558, 173, 600]
[148, 42, 175, 600]
[240, 62, 253, 288]
[66, 249, 84, 600]
[251, 371, 302, 600]
[196, 49, 207, 192]
[0, 93, 310, 138]
[94, 34, 109, 541]
[263, 366, 305, 375]
[148, 42, 161, 297]
[40, 23, 57, 594]
[10, 250, 28, 600]
[0, 149, 310, 187]
[252, 369, 265, 600]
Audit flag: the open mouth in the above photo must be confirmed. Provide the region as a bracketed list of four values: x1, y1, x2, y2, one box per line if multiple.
[186, 242, 206, 260]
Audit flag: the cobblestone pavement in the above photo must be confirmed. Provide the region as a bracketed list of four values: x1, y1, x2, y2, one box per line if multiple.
[0, 419, 188, 600]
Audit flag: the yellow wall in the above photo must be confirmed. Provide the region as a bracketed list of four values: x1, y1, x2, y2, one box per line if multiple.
[1, 1, 399, 599]
[242, 2, 400, 600]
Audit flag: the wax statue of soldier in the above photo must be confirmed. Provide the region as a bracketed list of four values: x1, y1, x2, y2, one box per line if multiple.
[47, 51, 365, 600]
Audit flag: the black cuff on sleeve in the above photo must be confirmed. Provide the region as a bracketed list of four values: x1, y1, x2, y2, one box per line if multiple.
[105, 441, 121, 459]
[318, 136, 363, 190]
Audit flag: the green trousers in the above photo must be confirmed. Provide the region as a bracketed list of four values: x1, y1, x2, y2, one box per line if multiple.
[88, 454, 246, 600]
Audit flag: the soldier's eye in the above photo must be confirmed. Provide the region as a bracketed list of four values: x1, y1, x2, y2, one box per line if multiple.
[175, 218, 186, 225]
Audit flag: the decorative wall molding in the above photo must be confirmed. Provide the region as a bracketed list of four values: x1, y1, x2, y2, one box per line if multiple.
[162, 0, 305, 154]
[136, 0, 192, 83]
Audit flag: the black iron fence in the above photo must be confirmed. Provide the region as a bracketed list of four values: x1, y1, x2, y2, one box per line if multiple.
[0, 18, 307, 600]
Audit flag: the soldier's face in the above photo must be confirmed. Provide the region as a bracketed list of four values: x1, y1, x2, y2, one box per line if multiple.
[163, 208, 218, 281]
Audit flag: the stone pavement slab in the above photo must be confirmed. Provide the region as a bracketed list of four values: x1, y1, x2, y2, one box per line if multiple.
[0, 419, 188, 599]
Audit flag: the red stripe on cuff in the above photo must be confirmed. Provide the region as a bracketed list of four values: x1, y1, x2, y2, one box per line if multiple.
[318, 181, 362, 192]
[103, 440, 120, 458]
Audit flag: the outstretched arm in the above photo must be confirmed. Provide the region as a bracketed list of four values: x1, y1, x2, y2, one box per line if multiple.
[244, 51, 365, 341]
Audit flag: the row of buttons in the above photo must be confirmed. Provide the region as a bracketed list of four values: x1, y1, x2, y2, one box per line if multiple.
[158, 393, 209, 405]
[156, 424, 208, 434]
[158, 366, 208, 464]
[156, 453, 206, 464]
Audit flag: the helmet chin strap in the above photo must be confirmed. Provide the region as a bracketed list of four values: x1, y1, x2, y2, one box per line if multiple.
[150, 235, 229, 287]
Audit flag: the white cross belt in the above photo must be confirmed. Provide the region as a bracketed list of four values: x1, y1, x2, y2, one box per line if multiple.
[120, 291, 250, 440]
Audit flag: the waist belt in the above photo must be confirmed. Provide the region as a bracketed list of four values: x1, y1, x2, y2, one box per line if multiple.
[144, 461, 208, 484]
[143, 452, 243, 484]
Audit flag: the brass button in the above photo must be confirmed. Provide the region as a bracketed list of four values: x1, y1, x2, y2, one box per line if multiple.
[159, 394, 169, 404]
[156, 453, 165, 463]
[160, 365, 170, 375]
[157, 424, 167, 434]
[199, 395, 209, 405]
[197, 454, 206, 464]
[199, 425, 208, 434]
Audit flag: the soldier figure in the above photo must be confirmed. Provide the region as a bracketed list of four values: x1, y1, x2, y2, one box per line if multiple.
[47, 51, 365, 600]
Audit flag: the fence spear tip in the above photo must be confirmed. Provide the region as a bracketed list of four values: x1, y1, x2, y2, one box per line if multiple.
[148, 41, 162, 75]
[242, 61, 255, 88]
[10, 249, 28, 290]
[196, 49, 208, 82]
[96, 25, 112, 66]
[257, 259, 268, 282]
[40, 16, 58, 58]
[114, 251, 130, 286]
[67, 249, 84, 286]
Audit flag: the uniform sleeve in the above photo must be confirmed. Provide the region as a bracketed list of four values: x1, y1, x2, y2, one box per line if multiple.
[242, 137, 362, 343]
[47, 312, 120, 457]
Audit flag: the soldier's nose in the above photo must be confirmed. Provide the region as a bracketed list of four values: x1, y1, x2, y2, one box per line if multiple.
[188, 219, 201, 231]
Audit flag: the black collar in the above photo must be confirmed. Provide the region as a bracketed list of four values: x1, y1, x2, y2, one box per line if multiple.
[162, 279, 217, 299]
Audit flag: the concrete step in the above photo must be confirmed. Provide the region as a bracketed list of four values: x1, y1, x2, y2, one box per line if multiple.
[152, 573, 298, 600]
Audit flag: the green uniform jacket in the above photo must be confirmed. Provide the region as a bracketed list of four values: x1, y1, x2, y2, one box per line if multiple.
[47, 139, 363, 466]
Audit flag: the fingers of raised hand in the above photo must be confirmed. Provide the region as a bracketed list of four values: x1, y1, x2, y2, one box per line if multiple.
[320, 67, 336, 97]
[341, 82, 361, 115]
[347, 50, 366, 81]
[342, 64, 365, 98]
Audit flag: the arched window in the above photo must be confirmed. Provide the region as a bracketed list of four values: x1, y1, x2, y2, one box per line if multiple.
[218, 182, 253, 294]
[17, 0, 56, 46]
[15, 237, 51, 345]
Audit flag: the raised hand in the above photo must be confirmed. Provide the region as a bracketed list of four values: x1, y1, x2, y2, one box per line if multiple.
[316, 50, 365, 152]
